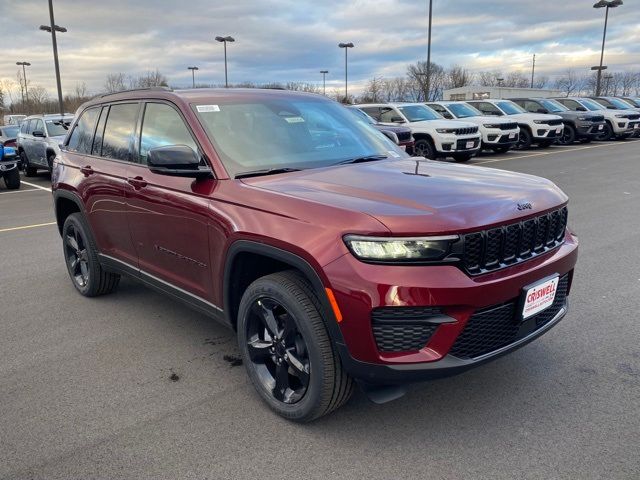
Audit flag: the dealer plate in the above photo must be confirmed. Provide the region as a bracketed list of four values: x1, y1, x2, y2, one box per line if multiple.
[598, 124, 604, 130]
[521, 275, 559, 320]
[466, 141, 475, 149]
[509, 132, 516, 139]
[556, 127, 562, 134]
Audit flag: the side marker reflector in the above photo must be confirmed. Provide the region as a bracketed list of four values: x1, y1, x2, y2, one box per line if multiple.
[325, 288, 343, 323]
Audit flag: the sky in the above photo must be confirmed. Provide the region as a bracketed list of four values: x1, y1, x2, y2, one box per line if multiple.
[1, 0, 639, 99]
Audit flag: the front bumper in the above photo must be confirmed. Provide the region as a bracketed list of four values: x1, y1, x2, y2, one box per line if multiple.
[532, 124, 564, 140]
[324, 231, 578, 383]
[433, 134, 481, 153]
[576, 121, 606, 137]
[482, 128, 519, 146]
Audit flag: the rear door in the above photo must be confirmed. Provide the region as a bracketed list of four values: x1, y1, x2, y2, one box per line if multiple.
[31, 119, 48, 166]
[22, 119, 36, 160]
[125, 101, 214, 300]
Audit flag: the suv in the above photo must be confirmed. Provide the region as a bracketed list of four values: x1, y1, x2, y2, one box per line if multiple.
[17, 113, 74, 176]
[0, 141, 20, 189]
[426, 101, 520, 153]
[553, 97, 638, 140]
[510, 98, 605, 144]
[347, 106, 415, 153]
[356, 102, 481, 162]
[53, 88, 578, 422]
[466, 99, 564, 149]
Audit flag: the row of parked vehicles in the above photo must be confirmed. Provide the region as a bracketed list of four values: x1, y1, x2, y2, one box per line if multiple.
[349, 95, 640, 162]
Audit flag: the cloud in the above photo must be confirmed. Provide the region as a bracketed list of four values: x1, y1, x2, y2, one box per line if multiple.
[0, 0, 638, 99]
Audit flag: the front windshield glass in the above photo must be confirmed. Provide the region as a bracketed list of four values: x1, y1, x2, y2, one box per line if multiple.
[606, 98, 633, 110]
[45, 118, 72, 136]
[579, 99, 606, 111]
[397, 105, 440, 122]
[445, 103, 482, 118]
[538, 99, 568, 113]
[2, 126, 20, 137]
[193, 97, 405, 177]
[496, 101, 526, 115]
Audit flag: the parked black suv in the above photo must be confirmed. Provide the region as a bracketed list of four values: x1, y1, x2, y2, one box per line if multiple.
[510, 98, 605, 144]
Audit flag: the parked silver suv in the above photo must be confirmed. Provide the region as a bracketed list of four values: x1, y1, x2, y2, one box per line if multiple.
[17, 113, 73, 176]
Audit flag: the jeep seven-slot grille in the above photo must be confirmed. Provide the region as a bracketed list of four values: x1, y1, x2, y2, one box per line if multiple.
[626, 114, 640, 120]
[455, 126, 479, 135]
[499, 122, 519, 130]
[449, 274, 569, 359]
[462, 207, 568, 275]
[371, 307, 441, 352]
[590, 115, 605, 122]
[545, 119, 563, 126]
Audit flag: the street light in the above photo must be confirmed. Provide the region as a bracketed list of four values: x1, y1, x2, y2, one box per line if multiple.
[39, 0, 67, 116]
[593, 0, 623, 96]
[187, 66, 199, 88]
[16, 62, 31, 107]
[320, 70, 329, 95]
[338, 42, 354, 103]
[215, 35, 235, 88]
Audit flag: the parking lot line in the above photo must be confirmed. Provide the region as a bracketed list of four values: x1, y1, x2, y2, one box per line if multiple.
[0, 222, 57, 233]
[474, 141, 639, 165]
[0, 188, 42, 195]
[20, 180, 52, 192]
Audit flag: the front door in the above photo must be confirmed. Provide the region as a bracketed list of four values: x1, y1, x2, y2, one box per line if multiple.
[30, 118, 48, 167]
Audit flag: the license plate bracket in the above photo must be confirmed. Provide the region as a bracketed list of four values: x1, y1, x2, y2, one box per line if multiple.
[518, 274, 560, 322]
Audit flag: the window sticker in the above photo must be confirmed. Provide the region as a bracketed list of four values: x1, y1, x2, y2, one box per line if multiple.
[284, 116, 305, 123]
[196, 105, 221, 113]
[388, 150, 401, 158]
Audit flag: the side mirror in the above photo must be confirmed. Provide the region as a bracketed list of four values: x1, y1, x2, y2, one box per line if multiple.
[606, 105, 616, 109]
[537, 108, 549, 114]
[147, 145, 212, 179]
[576, 106, 587, 112]
[32, 130, 46, 138]
[443, 112, 454, 119]
[390, 116, 404, 123]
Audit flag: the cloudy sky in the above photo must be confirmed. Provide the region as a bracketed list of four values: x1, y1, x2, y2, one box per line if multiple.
[1, 0, 639, 99]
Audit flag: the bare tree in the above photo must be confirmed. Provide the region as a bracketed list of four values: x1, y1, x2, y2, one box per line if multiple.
[407, 61, 445, 101]
[104, 73, 127, 93]
[446, 65, 473, 89]
[360, 77, 386, 103]
[554, 70, 584, 97]
[533, 75, 549, 89]
[133, 70, 168, 88]
[504, 71, 529, 88]
[477, 70, 503, 87]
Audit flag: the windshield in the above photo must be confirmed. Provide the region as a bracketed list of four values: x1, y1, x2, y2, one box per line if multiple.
[347, 107, 376, 125]
[45, 118, 72, 136]
[579, 99, 606, 111]
[397, 105, 440, 122]
[624, 98, 640, 107]
[538, 99, 568, 113]
[606, 98, 633, 110]
[495, 101, 526, 115]
[445, 103, 481, 118]
[193, 97, 405, 177]
[1, 126, 20, 137]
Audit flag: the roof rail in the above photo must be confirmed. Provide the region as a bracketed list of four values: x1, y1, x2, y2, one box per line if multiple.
[98, 86, 173, 98]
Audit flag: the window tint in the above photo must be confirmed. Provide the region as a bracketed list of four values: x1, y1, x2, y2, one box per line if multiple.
[139, 103, 198, 164]
[472, 102, 502, 116]
[523, 100, 543, 112]
[92, 107, 108, 155]
[359, 107, 381, 121]
[67, 108, 100, 154]
[28, 119, 38, 134]
[101, 103, 139, 161]
[32, 119, 44, 134]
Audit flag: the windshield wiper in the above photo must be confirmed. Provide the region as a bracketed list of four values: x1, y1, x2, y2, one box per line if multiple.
[335, 155, 388, 166]
[235, 167, 302, 179]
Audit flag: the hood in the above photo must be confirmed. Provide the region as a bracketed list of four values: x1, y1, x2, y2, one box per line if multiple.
[244, 159, 567, 235]
[457, 115, 518, 126]
[408, 119, 477, 130]
[506, 113, 563, 122]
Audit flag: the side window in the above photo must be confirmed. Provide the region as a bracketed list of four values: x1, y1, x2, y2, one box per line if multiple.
[431, 105, 452, 118]
[561, 99, 578, 110]
[92, 106, 108, 155]
[33, 119, 45, 135]
[475, 102, 501, 116]
[379, 107, 399, 123]
[524, 101, 541, 112]
[67, 108, 100, 154]
[101, 103, 140, 161]
[360, 107, 381, 121]
[27, 119, 37, 134]
[20, 120, 29, 134]
[139, 103, 199, 164]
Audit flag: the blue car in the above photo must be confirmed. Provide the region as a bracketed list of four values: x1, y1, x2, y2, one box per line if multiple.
[0, 142, 20, 189]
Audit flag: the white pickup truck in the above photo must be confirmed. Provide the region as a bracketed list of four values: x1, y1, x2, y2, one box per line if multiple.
[356, 103, 481, 162]
[466, 99, 563, 149]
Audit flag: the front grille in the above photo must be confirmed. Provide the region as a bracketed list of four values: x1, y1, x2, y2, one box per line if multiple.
[546, 119, 563, 126]
[461, 207, 567, 275]
[454, 126, 479, 135]
[396, 131, 412, 142]
[371, 307, 441, 352]
[626, 114, 640, 120]
[449, 274, 569, 359]
[590, 115, 605, 122]
[499, 122, 519, 130]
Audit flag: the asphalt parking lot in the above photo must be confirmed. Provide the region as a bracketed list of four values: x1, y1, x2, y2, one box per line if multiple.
[1, 140, 639, 479]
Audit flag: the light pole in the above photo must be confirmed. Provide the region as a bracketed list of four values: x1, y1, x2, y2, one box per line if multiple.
[530, 54, 536, 88]
[426, 0, 433, 100]
[16, 62, 31, 107]
[188, 66, 199, 88]
[320, 70, 328, 95]
[593, 0, 623, 96]
[338, 43, 354, 103]
[604, 73, 614, 95]
[39, 0, 66, 116]
[215, 35, 235, 88]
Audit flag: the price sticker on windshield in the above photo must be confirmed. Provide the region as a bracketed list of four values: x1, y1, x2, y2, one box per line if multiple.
[197, 105, 220, 113]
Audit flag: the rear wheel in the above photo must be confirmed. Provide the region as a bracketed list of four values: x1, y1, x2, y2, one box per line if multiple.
[21, 151, 37, 176]
[62, 213, 120, 297]
[595, 122, 613, 141]
[237, 271, 354, 422]
[3, 168, 21, 189]
[413, 138, 436, 159]
[516, 128, 532, 149]
[558, 124, 576, 145]
[47, 153, 56, 171]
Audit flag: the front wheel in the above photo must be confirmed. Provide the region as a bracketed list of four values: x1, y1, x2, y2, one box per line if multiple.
[237, 271, 354, 422]
[3, 168, 21, 189]
[413, 138, 436, 159]
[21, 151, 37, 176]
[516, 128, 532, 149]
[558, 124, 576, 145]
[595, 122, 613, 141]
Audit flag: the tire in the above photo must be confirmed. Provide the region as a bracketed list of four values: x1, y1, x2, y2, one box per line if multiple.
[62, 213, 120, 297]
[21, 151, 37, 176]
[491, 146, 511, 154]
[558, 124, 576, 145]
[595, 122, 613, 141]
[413, 138, 436, 159]
[3, 167, 21, 189]
[237, 270, 354, 422]
[452, 153, 472, 163]
[516, 128, 532, 149]
[47, 153, 56, 171]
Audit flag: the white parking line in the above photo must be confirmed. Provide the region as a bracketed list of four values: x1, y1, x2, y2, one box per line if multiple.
[20, 180, 52, 192]
[0, 187, 43, 195]
[0, 222, 57, 233]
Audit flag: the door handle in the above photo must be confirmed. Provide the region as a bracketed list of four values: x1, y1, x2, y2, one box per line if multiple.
[127, 176, 147, 189]
[80, 165, 94, 176]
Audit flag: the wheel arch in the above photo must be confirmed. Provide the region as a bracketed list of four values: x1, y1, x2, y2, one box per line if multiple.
[54, 190, 86, 236]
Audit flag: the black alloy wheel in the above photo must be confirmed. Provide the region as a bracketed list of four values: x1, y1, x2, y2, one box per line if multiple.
[516, 128, 532, 149]
[64, 223, 90, 289]
[413, 138, 436, 159]
[559, 124, 576, 145]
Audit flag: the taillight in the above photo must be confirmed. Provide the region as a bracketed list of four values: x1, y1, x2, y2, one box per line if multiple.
[4, 139, 16, 148]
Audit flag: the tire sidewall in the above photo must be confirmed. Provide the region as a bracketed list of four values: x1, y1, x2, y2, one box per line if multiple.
[560, 124, 575, 144]
[414, 138, 435, 159]
[62, 213, 98, 296]
[517, 128, 532, 149]
[237, 276, 330, 421]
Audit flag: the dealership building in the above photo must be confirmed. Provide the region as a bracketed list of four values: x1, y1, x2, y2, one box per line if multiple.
[443, 86, 564, 101]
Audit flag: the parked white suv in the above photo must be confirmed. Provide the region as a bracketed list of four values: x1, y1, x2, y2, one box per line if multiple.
[426, 101, 520, 154]
[553, 97, 638, 140]
[466, 99, 563, 149]
[357, 103, 481, 162]
[17, 114, 74, 176]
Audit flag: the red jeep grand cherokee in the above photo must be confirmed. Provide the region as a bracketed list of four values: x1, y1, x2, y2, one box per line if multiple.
[52, 88, 578, 421]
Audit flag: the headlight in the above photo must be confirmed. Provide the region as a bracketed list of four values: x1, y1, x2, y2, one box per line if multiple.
[483, 123, 502, 128]
[614, 114, 626, 118]
[533, 120, 547, 124]
[436, 128, 457, 134]
[344, 235, 458, 262]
